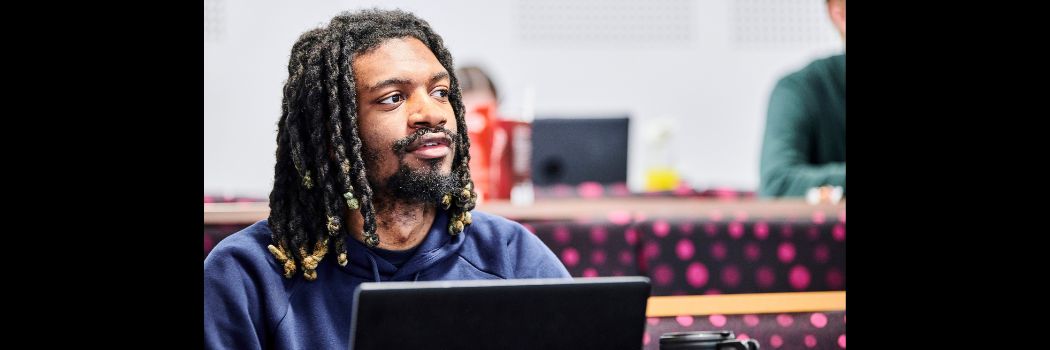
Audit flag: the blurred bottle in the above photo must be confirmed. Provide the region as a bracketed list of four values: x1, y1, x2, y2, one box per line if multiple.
[644, 119, 680, 191]
[465, 101, 495, 203]
[506, 85, 535, 205]
[508, 119, 533, 205]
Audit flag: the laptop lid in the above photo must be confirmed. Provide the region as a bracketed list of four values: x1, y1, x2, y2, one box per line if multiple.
[349, 276, 651, 350]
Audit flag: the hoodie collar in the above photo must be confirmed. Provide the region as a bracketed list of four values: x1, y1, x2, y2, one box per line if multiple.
[340, 210, 464, 282]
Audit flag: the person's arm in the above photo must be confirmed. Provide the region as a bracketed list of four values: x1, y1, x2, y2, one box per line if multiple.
[515, 226, 572, 279]
[759, 78, 845, 197]
[204, 243, 269, 350]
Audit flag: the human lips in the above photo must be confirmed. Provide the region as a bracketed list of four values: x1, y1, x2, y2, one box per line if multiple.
[406, 133, 452, 159]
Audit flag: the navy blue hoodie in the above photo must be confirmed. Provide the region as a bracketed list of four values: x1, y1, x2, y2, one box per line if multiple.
[204, 210, 570, 350]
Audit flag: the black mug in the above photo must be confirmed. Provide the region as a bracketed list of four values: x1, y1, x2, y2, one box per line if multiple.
[659, 330, 760, 350]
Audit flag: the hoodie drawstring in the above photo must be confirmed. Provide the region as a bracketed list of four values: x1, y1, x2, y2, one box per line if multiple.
[365, 253, 381, 283]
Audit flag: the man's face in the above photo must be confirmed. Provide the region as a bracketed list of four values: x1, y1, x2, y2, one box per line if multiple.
[352, 37, 459, 202]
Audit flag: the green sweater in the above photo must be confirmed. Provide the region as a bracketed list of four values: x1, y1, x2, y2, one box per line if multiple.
[759, 54, 845, 198]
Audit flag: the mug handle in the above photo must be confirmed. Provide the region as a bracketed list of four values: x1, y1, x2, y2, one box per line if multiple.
[717, 339, 760, 350]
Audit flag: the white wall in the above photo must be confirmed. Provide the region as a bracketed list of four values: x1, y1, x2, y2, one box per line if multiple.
[204, 0, 844, 197]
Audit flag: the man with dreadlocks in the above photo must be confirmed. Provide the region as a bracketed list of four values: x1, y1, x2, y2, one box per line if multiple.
[204, 9, 569, 349]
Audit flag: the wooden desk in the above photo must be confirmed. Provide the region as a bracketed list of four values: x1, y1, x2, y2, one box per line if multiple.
[646, 291, 845, 317]
[205, 198, 845, 224]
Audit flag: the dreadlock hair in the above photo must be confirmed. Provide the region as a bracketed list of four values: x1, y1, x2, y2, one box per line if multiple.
[267, 8, 477, 281]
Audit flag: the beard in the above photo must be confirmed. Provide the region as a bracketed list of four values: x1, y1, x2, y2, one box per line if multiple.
[385, 163, 459, 204]
[365, 126, 461, 204]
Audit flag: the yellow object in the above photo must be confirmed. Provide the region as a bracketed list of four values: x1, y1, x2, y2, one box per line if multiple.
[645, 167, 680, 191]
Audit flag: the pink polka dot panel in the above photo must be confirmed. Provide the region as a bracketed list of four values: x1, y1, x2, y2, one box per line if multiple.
[634, 218, 844, 295]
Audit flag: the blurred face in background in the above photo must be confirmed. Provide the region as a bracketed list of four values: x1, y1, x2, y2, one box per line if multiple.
[828, 0, 845, 40]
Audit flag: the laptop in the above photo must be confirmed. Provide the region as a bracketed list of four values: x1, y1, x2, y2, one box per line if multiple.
[530, 116, 630, 185]
[349, 276, 651, 350]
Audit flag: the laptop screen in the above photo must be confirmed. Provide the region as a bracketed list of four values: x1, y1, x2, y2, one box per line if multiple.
[349, 276, 651, 350]
[530, 117, 630, 186]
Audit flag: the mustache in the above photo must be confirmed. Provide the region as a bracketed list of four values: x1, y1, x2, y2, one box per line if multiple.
[391, 126, 459, 155]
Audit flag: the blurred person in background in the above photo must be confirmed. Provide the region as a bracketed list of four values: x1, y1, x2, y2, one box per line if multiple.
[759, 0, 846, 198]
[456, 65, 500, 201]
